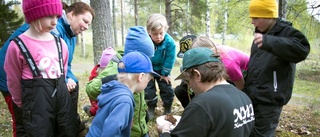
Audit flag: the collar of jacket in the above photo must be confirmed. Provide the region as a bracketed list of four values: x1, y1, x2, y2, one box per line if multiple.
[61, 10, 76, 37]
[255, 19, 292, 35]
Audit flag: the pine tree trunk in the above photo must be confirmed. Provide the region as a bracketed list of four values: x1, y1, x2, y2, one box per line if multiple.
[165, 0, 172, 35]
[121, 0, 125, 47]
[112, 0, 118, 47]
[90, 0, 114, 64]
[134, 0, 138, 25]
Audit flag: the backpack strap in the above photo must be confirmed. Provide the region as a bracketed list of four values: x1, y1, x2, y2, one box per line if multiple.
[12, 37, 41, 77]
[53, 35, 64, 75]
[111, 54, 121, 63]
[12, 35, 64, 78]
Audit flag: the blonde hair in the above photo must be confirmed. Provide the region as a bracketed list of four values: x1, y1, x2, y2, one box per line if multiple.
[192, 36, 219, 55]
[33, 20, 43, 33]
[117, 73, 140, 89]
[146, 13, 169, 33]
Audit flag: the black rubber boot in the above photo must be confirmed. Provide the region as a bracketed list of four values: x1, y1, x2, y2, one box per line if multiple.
[163, 106, 171, 115]
[148, 106, 155, 119]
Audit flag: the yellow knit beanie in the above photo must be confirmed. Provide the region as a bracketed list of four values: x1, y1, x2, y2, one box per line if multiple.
[249, 0, 278, 18]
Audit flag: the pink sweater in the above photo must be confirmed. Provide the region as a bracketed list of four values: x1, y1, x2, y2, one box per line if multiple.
[217, 45, 249, 81]
[4, 34, 69, 107]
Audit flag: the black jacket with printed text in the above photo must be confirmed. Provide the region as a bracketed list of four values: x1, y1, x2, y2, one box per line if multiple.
[162, 84, 254, 137]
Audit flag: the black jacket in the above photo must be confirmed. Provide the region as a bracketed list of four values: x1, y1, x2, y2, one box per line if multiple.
[163, 85, 254, 137]
[244, 19, 310, 106]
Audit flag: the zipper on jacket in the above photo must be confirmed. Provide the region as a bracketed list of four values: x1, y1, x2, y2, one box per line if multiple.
[162, 50, 166, 57]
[273, 71, 277, 92]
[139, 93, 143, 137]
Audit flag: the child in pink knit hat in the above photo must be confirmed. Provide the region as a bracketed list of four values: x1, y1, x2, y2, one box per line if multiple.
[4, 0, 78, 136]
[85, 47, 116, 117]
[89, 47, 117, 81]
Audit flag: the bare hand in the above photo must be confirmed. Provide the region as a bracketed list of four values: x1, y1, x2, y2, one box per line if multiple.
[157, 122, 172, 134]
[66, 78, 76, 92]
[253, 33, 263, 48]
[160, 76, 171, 85]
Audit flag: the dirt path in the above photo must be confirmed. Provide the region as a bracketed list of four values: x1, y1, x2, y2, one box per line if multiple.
[71, 63, 94, 74]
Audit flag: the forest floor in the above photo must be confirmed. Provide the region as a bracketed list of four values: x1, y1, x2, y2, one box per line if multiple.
[76, 60, 320, 137]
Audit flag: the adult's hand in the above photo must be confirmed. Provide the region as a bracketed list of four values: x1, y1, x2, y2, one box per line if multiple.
[66, 78, 77, 92]
[157, 121, 172, 134]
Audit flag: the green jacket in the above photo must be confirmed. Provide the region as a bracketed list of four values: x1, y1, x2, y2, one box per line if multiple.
[85, 50, 148, 137]
[86, 51, 122, 100]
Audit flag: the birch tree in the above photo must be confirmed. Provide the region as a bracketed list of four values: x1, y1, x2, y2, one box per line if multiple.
[205, 0, 211, 38]
[279, 0, 288, 20]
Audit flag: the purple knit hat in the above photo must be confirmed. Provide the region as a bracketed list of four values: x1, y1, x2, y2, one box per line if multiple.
[99, 47, 116, 68]
[22, 0, 62, 23]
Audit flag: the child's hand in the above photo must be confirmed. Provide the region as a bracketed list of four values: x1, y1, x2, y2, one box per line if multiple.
[160, 76, 171, 84]
[254, 33, 263, 48]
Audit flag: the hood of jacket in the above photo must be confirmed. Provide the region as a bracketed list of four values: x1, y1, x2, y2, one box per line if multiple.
[97, 80, 135, 108]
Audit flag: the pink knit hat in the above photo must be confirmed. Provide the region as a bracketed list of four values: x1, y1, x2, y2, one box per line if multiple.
[99, 47, 117, 68]
[22, 0, 62, 23]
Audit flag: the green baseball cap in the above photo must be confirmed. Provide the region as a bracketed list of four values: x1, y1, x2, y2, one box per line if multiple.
[175, 47, 221, 80]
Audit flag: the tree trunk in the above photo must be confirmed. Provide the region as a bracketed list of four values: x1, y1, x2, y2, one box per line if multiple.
[221, 0, 228, 45]
[165, 0, 172, 35]
[134, 0, 138, 25]
[121, 0, 125, 47]
[75, 0, 80, 46]
[90, 0, 114, 64]
[74, 0, 86, 58]
[112, 0, 118, 47]
[80, 32, 85, 57]
[205, 0, 210, 38]
[279, 0, 287, 20]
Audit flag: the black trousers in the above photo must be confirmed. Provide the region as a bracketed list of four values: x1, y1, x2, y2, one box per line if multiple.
[70, 82, 81, 130]
[145, 71, 174, 108]
[13, 100, 27, 137]
[250, 104, 283, 137]
[174, 82, 195, 108]
[22, 77, 78, 137]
